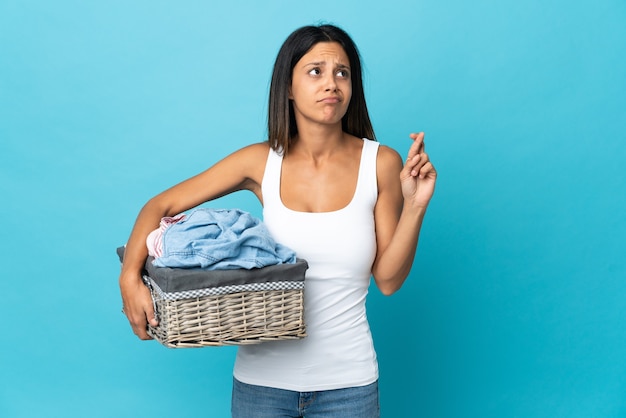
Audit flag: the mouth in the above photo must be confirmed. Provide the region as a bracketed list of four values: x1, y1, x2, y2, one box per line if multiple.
[319, 96, 341, 104]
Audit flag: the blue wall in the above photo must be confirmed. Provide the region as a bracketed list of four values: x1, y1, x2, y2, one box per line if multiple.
[1, 1, 625, 417]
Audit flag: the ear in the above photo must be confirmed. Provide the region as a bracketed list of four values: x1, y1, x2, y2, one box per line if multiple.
[288, 85, 293, 100]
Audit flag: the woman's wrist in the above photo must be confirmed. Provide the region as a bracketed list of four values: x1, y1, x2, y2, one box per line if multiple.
[401, 203, 427, 221]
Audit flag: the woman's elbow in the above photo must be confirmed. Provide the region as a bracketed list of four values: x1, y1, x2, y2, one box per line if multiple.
[373, 276, 406, 296]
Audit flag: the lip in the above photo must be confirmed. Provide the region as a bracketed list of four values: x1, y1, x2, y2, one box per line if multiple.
[318, 96, 341, 103]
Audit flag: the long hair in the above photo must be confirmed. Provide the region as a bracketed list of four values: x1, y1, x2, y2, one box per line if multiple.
[268, 24, 375, 154]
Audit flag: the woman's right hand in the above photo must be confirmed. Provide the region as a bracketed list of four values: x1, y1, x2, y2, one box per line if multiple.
[120, 272, 159, 340]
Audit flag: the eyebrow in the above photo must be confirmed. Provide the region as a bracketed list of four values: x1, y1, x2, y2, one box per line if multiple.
[305, 61, 351, 70]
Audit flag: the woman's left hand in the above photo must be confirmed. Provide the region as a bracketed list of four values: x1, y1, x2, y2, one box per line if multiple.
[400, 132, 437, 209]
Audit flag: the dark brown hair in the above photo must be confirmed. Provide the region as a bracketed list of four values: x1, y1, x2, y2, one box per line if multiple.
[268, 24, 375, 154]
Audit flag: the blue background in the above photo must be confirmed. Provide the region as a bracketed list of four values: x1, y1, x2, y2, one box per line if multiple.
[1, 1, 625, 417]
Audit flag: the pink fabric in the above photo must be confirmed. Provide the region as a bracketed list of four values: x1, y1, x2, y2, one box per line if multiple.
[146, 213, 187, 258]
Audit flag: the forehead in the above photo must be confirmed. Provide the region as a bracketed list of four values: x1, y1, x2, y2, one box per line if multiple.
[297, 42, 350, 66]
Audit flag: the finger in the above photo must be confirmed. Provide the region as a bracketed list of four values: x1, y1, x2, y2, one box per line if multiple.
[407, 150, 424, 171]
[146, 306, 159, 327]
[138, 303, 158, 339]
[137, 328, 153, 341]
[404, 154, 420, 177]
[418, 161, 436, 179]
[135, 317, 154, 340]
[407, 132, 425, 160]
[407, 152, 429, 176]
[125, 310, 148, 339]
[125, 306, 155, 340]
[409, 132, 424, 141]
[407, 134, 423, 159]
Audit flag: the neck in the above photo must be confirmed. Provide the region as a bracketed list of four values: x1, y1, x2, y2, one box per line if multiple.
[292, 121, 345, 158]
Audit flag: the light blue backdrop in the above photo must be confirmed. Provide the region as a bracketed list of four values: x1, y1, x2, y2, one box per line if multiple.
[1, 1, 625, 417]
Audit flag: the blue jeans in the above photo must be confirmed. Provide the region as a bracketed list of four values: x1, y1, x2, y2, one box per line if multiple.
[231, 378, 380, 418]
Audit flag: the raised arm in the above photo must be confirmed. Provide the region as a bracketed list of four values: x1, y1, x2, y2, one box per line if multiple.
[119, 142, 269, 339]
[371, 132, 437, 295]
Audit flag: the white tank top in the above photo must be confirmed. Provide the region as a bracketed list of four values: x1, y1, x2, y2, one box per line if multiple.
[233, 138, 380, 391]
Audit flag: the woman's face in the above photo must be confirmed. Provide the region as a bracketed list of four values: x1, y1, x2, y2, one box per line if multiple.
[289, 42, 352, 128]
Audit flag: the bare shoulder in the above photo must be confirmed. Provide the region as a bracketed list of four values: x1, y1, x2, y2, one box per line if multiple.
[226, 141, 271, 186]
[227, 141, 270, 171]
[377, 144, 402, 162]
[376, 144, 403, 180]
[235, 141, 271, 160]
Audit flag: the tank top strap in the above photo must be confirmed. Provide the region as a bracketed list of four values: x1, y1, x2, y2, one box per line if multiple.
[262, 146, 282, 208]
[353, 138, 379, 207]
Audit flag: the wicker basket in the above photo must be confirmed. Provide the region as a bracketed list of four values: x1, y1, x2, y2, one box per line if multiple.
[118, 247, 308, 348]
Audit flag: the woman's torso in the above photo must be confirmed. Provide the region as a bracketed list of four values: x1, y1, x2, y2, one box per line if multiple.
[233, 138, 380, 391]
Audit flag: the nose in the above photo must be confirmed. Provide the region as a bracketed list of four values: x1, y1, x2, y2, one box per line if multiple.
[324, 73, 337, 92]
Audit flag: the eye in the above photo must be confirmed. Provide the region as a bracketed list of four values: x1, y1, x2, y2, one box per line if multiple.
[336, 69, 350, 78]
[308, 67, 321, 76]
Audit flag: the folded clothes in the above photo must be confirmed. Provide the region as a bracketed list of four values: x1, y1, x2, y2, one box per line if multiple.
[146, 213, 187, 258]
[151, 208, 296, 270]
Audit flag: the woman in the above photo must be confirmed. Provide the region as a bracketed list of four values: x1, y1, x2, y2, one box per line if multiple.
[119, 24, 436, 417]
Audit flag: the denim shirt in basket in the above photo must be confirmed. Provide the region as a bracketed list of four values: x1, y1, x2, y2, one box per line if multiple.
[152, 208, 296, 270]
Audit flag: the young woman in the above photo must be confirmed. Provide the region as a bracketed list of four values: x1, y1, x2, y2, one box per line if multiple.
[119, 24, 436, 417]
